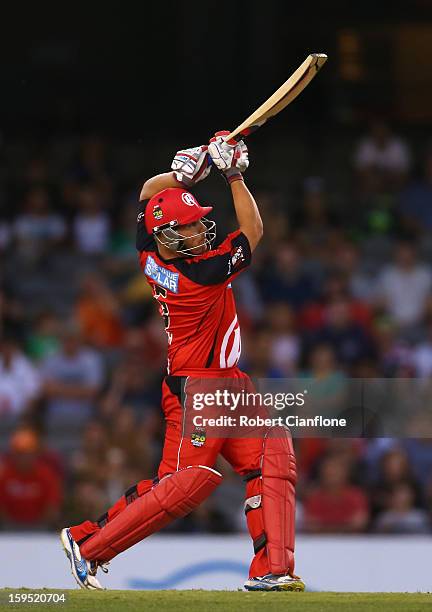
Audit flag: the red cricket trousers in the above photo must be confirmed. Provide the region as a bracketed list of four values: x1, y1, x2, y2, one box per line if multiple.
[70, 368, 290, 578]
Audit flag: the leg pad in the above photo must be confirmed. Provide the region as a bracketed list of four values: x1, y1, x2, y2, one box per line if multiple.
[81, 465, 222, 562]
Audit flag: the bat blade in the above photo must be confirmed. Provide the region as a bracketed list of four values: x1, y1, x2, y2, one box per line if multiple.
[225, 53, 327, 142]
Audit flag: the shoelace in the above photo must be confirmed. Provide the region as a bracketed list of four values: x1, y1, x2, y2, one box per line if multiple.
[89, 561, 110, 576]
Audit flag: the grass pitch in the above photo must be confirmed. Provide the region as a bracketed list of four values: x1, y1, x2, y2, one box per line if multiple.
[0, 589, 432, 612]
[0, 590, 430, 611]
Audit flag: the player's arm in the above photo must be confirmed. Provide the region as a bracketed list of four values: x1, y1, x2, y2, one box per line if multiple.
[139, 172, 184, 201]
[230, 179, 263, 252]
[139, 145, 212, 201]
[208, 131, 263, 252]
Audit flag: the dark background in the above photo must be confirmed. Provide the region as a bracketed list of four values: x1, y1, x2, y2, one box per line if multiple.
[2, 0, 432, 201]
[2, 0, 432, 137]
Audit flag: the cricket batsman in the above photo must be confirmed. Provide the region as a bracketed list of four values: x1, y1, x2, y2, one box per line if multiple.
[61, 132, 304, 592]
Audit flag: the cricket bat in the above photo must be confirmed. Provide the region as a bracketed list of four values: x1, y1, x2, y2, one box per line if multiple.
[224, 53, 327, 142]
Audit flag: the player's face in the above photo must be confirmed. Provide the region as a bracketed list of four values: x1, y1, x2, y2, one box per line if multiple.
[178, 220, 207, 254]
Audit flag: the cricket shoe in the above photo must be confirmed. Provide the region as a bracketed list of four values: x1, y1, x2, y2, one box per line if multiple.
[60, 528, 105, 590]
[88, 560, 110, 581]
[244, 573, 305, 592]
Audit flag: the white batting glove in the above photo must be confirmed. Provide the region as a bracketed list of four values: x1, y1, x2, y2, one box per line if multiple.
[208, 131, 249, 183]
[171, 145, 212, 187]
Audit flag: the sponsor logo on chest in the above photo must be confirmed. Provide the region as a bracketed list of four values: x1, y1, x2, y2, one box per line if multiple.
[144, 255, 179, 293]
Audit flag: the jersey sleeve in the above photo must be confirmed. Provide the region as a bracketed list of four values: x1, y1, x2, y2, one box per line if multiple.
[173, 230, 251, 286]
[136, 199, 156, 252]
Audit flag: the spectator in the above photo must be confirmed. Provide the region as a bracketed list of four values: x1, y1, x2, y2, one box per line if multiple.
[240, 327, 284, 378]
[132, 413, 163, 473]
[259, 243, 317, 309]
[0, 429, 62, 528]
[100, 356, 161, 420]
[251, 190, 290, 248]
[70, 424, 142, 508]
[411, 321, 432, 377]
[401, 440, 432, 490]
[73, 136, 113, 193]
[331, 241, 377, 304]
[295, 176, 339, 260]
[303, 343, 345, 384]
[69, 421, 110, 486]
[373, 483, 430, 534]
[13, 187, 66, 258]
[398, 146, 432, 233]
[267, 302, 300, 375]
[300, 344, 347, 417]
[296, 439, 364, 494]
[108, 200, 142, 274]
[375, 241, 432, 329]
[76, 274, 124, 350]
[354, 120, 411, 193]
[99, 326, 164, 408]
[308, 298, 375, 368]
[73, 185, 110, 255]
[0, 288, 26, 342]
[26, 311, 61, 362]
[0, 335, 41, 420]
[41, 323, 104, 427]
[369, 448, 422, 516]
[107, 407, 153, 473]
[299, 273, 373, 333]
[233, 271, 263, 328]
[373, 319, 413, 376]
[303, 454, 369, 533]
[65, 480, 108, 527]
[104, 446, 135, 504]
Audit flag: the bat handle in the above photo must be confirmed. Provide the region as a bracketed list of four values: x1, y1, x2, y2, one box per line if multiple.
[223, 126, 258, 144]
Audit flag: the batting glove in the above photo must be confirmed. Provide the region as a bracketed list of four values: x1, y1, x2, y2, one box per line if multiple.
[208, 131, 249, 184]
[171, 145, 212, 187]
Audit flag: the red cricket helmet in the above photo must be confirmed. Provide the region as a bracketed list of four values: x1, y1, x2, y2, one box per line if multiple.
[144, 188, 216, 256]
[145, 188, 213, 234]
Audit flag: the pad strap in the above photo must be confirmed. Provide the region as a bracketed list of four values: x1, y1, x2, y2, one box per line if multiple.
[253, 533, 267, 554]
[243, 469, 262, 482]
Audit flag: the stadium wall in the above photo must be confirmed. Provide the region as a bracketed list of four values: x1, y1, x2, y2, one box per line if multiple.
[1, 534, 430, 592]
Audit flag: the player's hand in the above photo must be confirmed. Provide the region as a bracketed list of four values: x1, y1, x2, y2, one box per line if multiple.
[171, 145, 212, 187]
[208, 131, 249, 178]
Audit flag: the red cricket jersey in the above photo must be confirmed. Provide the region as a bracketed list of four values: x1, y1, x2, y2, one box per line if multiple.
[136, 202, 251, 375]
[0, 456, 62, 524]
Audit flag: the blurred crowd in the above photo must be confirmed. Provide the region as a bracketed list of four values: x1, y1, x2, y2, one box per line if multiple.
[1, 122, 432, 535]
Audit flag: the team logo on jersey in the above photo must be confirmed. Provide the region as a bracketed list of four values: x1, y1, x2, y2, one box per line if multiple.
[191, 427, 206, 447]
[144, 255, 179, 293]
[230, 245, 245, 271]
[153, 204, 163, 220]
[181, 192, 197, 207]
[227, 245, 245, 275]
[137, 211, 145, 223]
